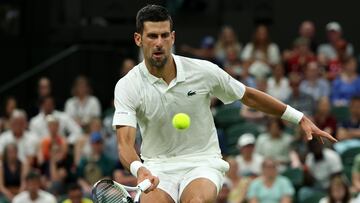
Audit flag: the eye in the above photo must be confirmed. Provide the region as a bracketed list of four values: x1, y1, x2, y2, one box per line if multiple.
[147, 33, 158, 39]
[161, 33, 170, 38]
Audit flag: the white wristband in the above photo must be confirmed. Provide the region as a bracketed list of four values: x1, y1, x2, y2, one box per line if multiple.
[130, 161, 144, 177]
[281, 105, 304, 124]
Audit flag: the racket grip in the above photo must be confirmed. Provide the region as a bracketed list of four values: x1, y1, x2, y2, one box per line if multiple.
[138, 179, 152, 191]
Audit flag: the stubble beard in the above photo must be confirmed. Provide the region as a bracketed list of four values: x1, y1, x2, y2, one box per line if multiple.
[149, 55, 168, 69]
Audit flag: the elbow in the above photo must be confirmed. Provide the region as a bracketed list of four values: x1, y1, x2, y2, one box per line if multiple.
[241, 87, 257, 107]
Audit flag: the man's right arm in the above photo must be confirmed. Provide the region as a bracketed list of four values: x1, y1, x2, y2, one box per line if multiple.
[116, 125, 159, 191]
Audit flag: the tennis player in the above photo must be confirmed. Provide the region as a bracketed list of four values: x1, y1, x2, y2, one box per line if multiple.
[113, 5, 337, 203]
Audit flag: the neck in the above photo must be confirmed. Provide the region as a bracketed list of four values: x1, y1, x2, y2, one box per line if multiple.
[243, 154, 252, 161]
[264, 176, 276, 185]
[145, 56, 176, 84]
[30, 191, 38, 200]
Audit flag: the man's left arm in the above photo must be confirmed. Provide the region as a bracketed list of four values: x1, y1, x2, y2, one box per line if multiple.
[241, 87, 337, 142]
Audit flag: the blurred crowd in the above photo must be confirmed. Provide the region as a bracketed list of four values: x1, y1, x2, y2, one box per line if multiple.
[0, 20, 360, 203]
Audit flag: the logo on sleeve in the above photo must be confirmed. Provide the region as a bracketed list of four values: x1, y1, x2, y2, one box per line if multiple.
[187, 90, 196, 96]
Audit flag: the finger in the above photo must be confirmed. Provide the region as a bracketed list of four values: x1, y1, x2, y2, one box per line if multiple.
[305, 130, 313, 141]
[317, 130, 337, 142]
[147, 176, 159, 192]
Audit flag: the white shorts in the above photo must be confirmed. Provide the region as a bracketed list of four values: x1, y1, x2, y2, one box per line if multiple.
[143, 156, 229, 203]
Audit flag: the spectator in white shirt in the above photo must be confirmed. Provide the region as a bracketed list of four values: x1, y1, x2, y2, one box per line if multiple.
[235, 133, 264, 177]
[267, 64, 291, 102]
[30, 96, 82, 144]
[12, 171, 56, 203]
[0, 110, 39, 164]
[65, 76, 101, 128]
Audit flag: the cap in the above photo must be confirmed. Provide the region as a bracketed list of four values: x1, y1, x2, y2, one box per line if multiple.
[90, 132, 103, 143]
[326, 21, 342, 32]
[201, 36, 215, 49]
[237, 133, 256, 148]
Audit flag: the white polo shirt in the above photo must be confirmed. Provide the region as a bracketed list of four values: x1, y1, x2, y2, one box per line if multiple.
[113, 55, 246, 160]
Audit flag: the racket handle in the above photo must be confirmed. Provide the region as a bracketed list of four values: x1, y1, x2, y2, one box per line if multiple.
[138, 179, 152, 191]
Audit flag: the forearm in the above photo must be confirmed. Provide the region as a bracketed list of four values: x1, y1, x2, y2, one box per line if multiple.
[118, 144, 141, 171]
[280, 196, 292, 203]
[348, 129, 360, 138]
[241, 87, 286, 117]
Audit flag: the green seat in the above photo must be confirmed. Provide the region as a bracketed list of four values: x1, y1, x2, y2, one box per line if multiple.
[340, 147, 360, 181]
[214, 106, 244, 129]
[281, 168, 304, 188]
[224, 122, 261, 155]
[331, 106, 350, 123]
[299, 191, 326, 203]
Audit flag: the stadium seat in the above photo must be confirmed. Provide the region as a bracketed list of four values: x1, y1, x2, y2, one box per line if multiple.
[214, 105, 244, 129]
[340, 147, 360, 181]
[298, 191, 326, 203]
[281, 167, 304, 188]
[331, 106, 350, 123]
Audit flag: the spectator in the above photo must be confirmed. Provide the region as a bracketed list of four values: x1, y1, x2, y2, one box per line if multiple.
[334, 96, 360, 152]
[12, 170, 57, 203]
[324, 39, 350, 81]
[0, 96, 17, 133]
[304, 139, 343, 191]
[286, 72, 315, 116]
[241, 24, 281, 79]
[215, 26, 242, 64]
[113, 161, 137, 187]
[77, 132, 114, 194]
[285, 37, 316, 74]
[298, 20, 317, 52]
[0, 110, 39, 164]
[65, 76, 102, 128]
[317, 21, 354, 61]
[331, 57, 360, 107]
[352, 154, 360, 195]
[319, 175, 355, 203]
[247, 158, 295, 203]
[235, 133, 264, 177]
[300, 61, 330, 101]
[120, 58, 136, 78]
[314, 97, 337, 138]
[61, 183, 93, 203]
[266, 64, 291, 102]
[29, 77, 52, 118]
[255, 118, 292, 170]
[30, 95, 82, 144]
[0, 144, 29, 202]
[227, 158, 252, 203]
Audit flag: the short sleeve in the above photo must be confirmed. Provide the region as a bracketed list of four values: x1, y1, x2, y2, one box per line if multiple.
[208, 62, 246, 104]
[112, 78, 138, 128]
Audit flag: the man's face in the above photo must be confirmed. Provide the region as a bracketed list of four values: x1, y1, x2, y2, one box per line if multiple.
[134, 21, 175, 69]
[68, 189, 82, 203]
[42, 98, 54, 114]
[27, 179, 40, 194]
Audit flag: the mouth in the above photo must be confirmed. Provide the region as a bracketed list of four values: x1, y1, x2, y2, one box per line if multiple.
[152, 51, 164, 59]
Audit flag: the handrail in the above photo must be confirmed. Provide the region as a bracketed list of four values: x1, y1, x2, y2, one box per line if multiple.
[0, 45, 80, 94]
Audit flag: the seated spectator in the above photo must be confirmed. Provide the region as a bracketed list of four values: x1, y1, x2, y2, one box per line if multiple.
[285, 37, 316, 74]
[298, 20, 317, 52]
[241, 24, 281, 79]
[255, 118, 292, 170]
[314, 97, 337, 138]
[300, 61, 330, 101]
[227, 158, 252, 203]
[247, 158, 295, 203]
[331, 57, 360, 107]
[77, 132, 114, 194]
[266, 64, 291, 102]
[319, 175, 356, 203]
[0, 144, 29, 202]
[120, 58, 136, 78]
[0, 110, 39, 164]
[235, 133, 264, 177]
[30, 95, 82, 144]
[0, 96, 17, 133]
[12, 170, 57, 203]
[215, 26, 242, 64]
[65, 76, 102, 128]
[304, 140, 343, 191]
[325, 39, 350, 81]
[61, 183, 93, 203]
[286, 73, 315, 116]
[318, 21, 354, 61]
[352, 154, 360, 195]
[29, 77, 52, 118]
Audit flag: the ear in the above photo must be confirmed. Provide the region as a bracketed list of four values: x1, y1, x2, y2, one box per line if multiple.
[171, 31, 175, 46]
[134, 32, 142, 47]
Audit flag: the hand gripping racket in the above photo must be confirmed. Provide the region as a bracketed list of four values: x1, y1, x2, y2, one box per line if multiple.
[92, 179, 152, 203]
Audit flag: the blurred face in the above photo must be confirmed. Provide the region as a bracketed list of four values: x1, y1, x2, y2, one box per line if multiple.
[5, 98, 17, 116]
[121, 59, 136, 76]
[299, 21, 315, 38]
[273, 65, 284, 78]
[331, 183, 346, 201]
[262, 160, 277, 178]
[344, 58, 357, 73]
[89, 119, 102, 133]
[75, 79, 89, 97]
[68, 189, 82, 203]
[350, 100, 360, 119]
[222, 27, 236, 44]
[240, 144, 254, 156]
[255, 25, 268, 43]
[135, 21, 175, 69]
[269, 121, 281, 137]
[317, 97, 330, 114]
[327, 30, 341, 43]
[38, 78, 51, 97]
[48, 122, 59, 136]
[92, 141, 103, 154]
[10, 117, 26, 136]
[42, 98, 54, 114]
[305, 62, 319, 80]
[27, 178, 40, 194]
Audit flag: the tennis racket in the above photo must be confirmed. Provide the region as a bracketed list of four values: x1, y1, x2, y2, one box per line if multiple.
[92, 179, 152, 203]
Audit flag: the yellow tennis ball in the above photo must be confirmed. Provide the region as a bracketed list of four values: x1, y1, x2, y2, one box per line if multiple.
[172, 113, 191, 130]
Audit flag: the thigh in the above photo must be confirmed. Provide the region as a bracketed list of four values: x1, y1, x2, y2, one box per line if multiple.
[141, 188, 175, 203]
[180, 178, 217, 203]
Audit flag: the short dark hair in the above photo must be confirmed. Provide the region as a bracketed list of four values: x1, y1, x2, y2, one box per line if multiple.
[26, 170, 41, 181]
[136, 5, 173, 34]
[67, 183, 82, 192]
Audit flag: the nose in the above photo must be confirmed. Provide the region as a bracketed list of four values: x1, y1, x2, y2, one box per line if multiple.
[154, 36, 164, 48]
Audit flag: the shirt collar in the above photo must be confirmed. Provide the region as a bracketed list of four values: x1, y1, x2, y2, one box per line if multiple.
[140, 54, 185, 84]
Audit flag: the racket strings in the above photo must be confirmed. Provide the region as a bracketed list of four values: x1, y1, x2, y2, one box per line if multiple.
[93, 182, 132, 203]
